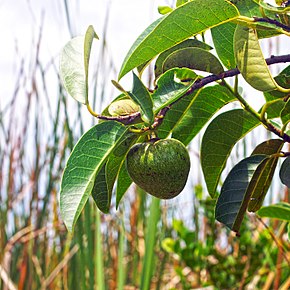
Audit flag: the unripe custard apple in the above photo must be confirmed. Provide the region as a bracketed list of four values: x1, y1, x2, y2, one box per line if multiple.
[126, 138, 190, 199]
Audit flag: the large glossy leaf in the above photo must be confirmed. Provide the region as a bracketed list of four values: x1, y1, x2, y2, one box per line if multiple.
[60, 121, 127, 232]
[211, 22, 236, 69]
[154, 39, 212, 79]
[60, 26, 99, 104]
[247, 139, 284, 212]
[129, 72, 154, 124]
[172, 85, 237, 145]
[91, 132, 138, 213]
[152, 68, 197, 112]
[118, 0, 239, 79]
[162, 47, 224, 75]
[215, 154, 268, 233]
[201, 109, 260, 198]
[257, 202, 290, 222]
[280, 156, 290, 188]
[234, 25, 290, 92]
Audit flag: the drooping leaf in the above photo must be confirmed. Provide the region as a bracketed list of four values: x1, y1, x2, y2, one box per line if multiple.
[116, 163, 132, 208]
[172, 85, 237, 145]
[280, 155, 290, 187]
[60, 121, 127, 232]
[129, 72, 154, 124]
[215, 154, 268, 233]
[234, 25, 290, 92]
[152, 68, 197, 112]
[162, 47, 224, 75]
[154, 39, 212, 79]
[248, 139, 284, 212]
[118, 0, 239, 79]
[211, 22, 236, 69]
[60, 26, 99, 104]
[257, 202, 290, 221]
[201, 109, 260, 198]
[91, 132, 138, 213]
[281, 98, 290, 125]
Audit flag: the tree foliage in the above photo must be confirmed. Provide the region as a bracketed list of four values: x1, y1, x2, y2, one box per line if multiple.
[59, 0, 290, 234]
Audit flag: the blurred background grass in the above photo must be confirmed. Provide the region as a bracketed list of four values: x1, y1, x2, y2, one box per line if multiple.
[0, 0, 289, 289]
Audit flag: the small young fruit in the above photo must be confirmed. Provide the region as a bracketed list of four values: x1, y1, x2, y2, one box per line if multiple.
[126, 138, 190, 199]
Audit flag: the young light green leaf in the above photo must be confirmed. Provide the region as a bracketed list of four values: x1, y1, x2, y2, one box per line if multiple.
[60, 26, 99, 104]
[257, 202, 290, 221]
[201, 109, 260, 198]
[152, 68, 197, 112]
[155, 39, 212, 79]
[280, 156, 290, 187]
[171, 85, 237, 145]
[234, 25, 290, 92]
[158, 6, 173, 15]
[91, 132, 138, 213]
[162, 47, 224, 75]
[129, 72, 154, 124]
[248, 139, 285, 212]
[118, 0, 239, 79]
[215, 154, 268, 233]
[211, 22, 236, 69]
[59, 121, 127, 232]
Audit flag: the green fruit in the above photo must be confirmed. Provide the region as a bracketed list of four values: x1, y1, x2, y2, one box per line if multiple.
[126, 138, 190, 199]
[108, 99, 139, 116]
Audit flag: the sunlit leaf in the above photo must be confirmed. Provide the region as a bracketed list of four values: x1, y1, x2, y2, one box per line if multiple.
[171, 85, 237, 145]
[162, 47, 224, 75]
[257, 202, 290, 221]
[118, 0, 239, 79]
[158, 6, 173, 15]
[152, 68, 197, 112]
[234, 25, 290, 92]
[155, 39, 212, 79]
[247, 139, 284, 212]
[60, 121, 127, 232]
[60, 26, 99, 104]
[201, 109, 260, 198]
[215, 154, 268, 233]
[129, 72, 154, 124]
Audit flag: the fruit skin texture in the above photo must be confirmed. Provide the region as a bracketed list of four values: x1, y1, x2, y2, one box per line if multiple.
[126, 138, 190, 199]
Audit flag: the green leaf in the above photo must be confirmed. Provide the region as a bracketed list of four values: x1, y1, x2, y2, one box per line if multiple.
[248, 139, 284, 212]
[155, 39, 212, 79]
[172, 85, 237, 145]
[176, 0, 190, 7]
[280, 156, 290, 187]
[60, 26, 99, 104]
[211, 22, 237, 69]
[201, 109, 260, 198]
[257, 202, 290, 221]
[215, 154, 268, 233]
[116, 163, 132, 209]
[158, 6, 173, 15]
[281, 98, 290, 125]
[92, 132, 138, 213]
[60, 121, 127, 232]
[234, 25, 289, 92]
[264, 65, 290, 101]
[118, 0, 239, 79]
[152, 68, 197, 112]
[129, 72, 154, 124]
[162, 47, 224, 75]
